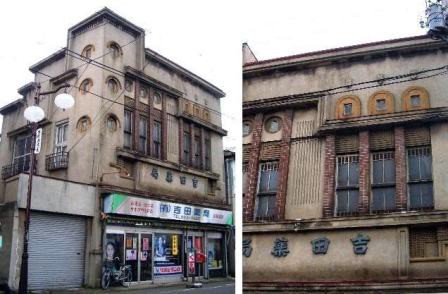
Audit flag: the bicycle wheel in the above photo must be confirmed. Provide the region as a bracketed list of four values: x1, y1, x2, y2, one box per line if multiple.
[120, 268, 132, 288]
[101, 271, 111, 289]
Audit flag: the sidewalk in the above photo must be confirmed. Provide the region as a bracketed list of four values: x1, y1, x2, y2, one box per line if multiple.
[29, 277, 235, 294]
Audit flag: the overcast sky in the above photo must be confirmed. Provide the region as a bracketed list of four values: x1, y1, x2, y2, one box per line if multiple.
[0, 0, 427, 149]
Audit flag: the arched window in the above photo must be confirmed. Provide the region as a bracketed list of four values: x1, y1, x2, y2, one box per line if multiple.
[79, 79, 93, 94]
[335, 95, 361, 119]
[77, 116, 91, 132]
[124, 79, 133, 92]
[368, 90, 395, 115]
[81, 45, 95, 59]
[108, 41, 122, 58]
[402, 86, 430, 111]
[153, 92, 162, 107]
[106, 114, 119, 132]
[106, 76, 121, 93]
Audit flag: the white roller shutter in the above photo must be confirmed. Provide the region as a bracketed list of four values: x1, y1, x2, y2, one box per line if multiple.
[28, 212, 86, 289]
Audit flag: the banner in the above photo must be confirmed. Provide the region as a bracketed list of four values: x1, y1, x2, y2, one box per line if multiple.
[103, 193, 233, 225]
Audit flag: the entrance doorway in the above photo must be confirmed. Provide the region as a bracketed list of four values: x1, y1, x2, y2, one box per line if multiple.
[186, 235, 204, 277]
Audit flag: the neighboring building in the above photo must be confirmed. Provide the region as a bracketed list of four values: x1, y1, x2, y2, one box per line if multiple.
[0, 8, 231, 291]
[243, 36, 448, 292]
[224, 149, 235, 277]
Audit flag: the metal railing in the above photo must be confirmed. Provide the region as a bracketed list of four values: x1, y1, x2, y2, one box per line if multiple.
[2, 159, 30, 179]
[45, 152, 69, 171]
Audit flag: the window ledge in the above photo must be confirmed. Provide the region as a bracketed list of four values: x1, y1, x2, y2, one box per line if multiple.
[410, 257, 446, 263]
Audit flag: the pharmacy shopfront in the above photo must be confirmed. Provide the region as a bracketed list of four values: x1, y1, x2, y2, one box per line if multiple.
[102, 193, 233, 284]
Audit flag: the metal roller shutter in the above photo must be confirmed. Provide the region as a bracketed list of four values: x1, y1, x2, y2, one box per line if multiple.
[29, 212, 86, 289]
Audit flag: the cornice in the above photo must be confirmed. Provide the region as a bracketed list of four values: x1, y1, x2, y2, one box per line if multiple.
[145, 48, 225, 99]
[244, 210, 448, 233]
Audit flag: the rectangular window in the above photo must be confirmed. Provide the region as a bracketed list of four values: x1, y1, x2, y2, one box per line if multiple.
[124, 110, 133, 149]
[409, 227, 439, 258]
[152, 120, 161, 158]
[336, 155, 359, 216]
[13, 135, 32, 173]
[193, 128, 201, 169]
[183, 130, 190, 165]
[407, 146, 433, 210]
[204, 132, 211, 171]
[371, 151, 396, 212]
[138, 116, 147, 154]
[54, 122, 68, 154]
[256, 161, 278, 220]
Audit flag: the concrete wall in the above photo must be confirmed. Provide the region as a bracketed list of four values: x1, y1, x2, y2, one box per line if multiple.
[244, 227, 410, 282]
[430, 122, 448, 210]
[0, 203, 16, 285]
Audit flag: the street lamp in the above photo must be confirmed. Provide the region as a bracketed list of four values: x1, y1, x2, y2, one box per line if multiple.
[18, 83, 74, 294]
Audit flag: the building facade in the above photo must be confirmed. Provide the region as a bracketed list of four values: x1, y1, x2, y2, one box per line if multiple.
[0, 8, 231, 291]
[243, 36, 448, 291]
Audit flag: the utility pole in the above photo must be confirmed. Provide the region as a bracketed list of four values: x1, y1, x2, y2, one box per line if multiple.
[421, 0, 448, 42]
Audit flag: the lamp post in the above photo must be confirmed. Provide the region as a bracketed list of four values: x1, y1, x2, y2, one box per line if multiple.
[18, 83, 74, 294]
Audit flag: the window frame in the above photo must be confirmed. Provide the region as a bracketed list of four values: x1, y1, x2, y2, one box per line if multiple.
[370, 151, 396, 213]
[406, 146, 434, 210]
[255, 161, 279, 220]
[152, 120, 162, 159]
[124, 110, 133, 149]
[335, 154, 360, 216]
[138, 116, 148, 154]
[54, 122, 68, 154]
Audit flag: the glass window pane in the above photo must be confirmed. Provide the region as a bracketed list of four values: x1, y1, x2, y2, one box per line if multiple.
[337, 190, 348, 213]
[409, 184, 421, 208]
[372, 189, 384, 211]
[348, 162, 359, 186]
[268, 170, 278, 192]
[348, 190, 359, 212]
[267, 195, 276, 217]
[385, 187, 396, 210]
[258, 171, 270, 193]
[257, 196, 267, 217]
[420, 155, 432, 180]
[337, 163, 348, 187]
[408, 156, 420, 181]
[372, 160, 383, 184]
[384, 159, 395, 183]
[421, 183, 434, 208]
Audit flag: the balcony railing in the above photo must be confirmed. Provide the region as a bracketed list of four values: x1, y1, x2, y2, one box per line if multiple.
[2, 159, 30, 179]
[45, 152, 69, 171]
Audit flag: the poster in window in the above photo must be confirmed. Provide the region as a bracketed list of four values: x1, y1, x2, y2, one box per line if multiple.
[126, 249, 137, 260]
[207, 239, 223, 270]
[126, 236, 133, 249]
[154, 233, 182, 275]
[143, 237, 150, 251]
[104, 233, 124, 273]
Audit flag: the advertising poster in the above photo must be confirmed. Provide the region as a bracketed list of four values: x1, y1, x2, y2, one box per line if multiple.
[143, 238, 150, 251]
[104, 234, 124, 273]
[126, 249, 137, 260]
[154, 233, 182, 276]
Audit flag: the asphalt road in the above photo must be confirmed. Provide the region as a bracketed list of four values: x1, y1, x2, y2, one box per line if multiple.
[100, 281, 234, 294]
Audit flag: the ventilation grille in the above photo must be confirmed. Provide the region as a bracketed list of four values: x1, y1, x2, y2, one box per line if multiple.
[370, 131, 394, 151]
[335, 135, 359, 154]
[405, 127, 431, 147]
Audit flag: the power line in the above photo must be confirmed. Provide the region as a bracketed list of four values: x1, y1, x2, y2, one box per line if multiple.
[64, 48, 235, 120]
[244, 66, 448, 110]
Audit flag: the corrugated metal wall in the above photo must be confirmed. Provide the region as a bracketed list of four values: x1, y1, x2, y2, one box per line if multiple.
[167, 114, 179, 163]
[28, 212, 86, 289]
[285, 138, 323, 219]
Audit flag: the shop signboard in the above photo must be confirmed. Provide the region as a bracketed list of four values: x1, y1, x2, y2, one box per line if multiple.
[154, 233, 182, 276]
[103, 193, 233, 225]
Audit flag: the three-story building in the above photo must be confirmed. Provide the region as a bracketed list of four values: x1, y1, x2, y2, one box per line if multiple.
[0, 8, 231, 291]
[243, 36, 448, 292]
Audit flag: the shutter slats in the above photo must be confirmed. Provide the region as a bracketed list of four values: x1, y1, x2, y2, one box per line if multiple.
[243, 145, 251, 162]
[370, 131, 394, 151]
[405, 127, 431, 147]
[335, 135, 359, 154]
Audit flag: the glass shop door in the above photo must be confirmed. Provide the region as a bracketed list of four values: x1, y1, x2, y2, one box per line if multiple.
[187, 236, 204, 277]
[125, 233, 139, 282]
[140, 233, 153, 281]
